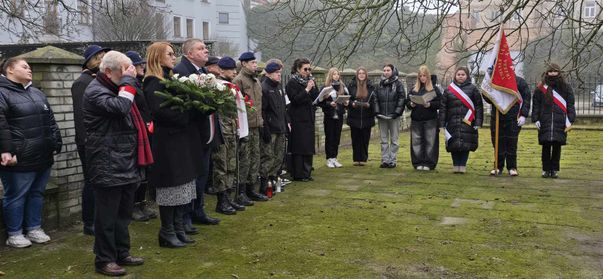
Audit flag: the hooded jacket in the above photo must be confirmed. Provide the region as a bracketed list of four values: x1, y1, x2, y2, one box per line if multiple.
[0, 76, 62, 172]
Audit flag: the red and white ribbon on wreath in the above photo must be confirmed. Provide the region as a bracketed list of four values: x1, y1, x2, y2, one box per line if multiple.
[538, 84, 571, 131]
[448, 83, 475, 126]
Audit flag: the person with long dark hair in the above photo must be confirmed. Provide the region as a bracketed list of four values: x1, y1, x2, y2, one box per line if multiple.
[374, 64, 406, 168]
[532, 63, 576, 178]
[317, 67, 349, 168]
[406, 65, 442, 171]
[439, 66, 483, 173]
[347, 67, 375, 166]
[286, 58, 319, 181]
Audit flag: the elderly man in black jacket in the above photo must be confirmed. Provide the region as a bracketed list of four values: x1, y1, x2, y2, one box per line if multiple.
[83, 51, 151, 276]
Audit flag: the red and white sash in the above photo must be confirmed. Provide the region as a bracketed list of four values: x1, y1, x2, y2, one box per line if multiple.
[538, 84, 571, 131]
[448, 83, 475, 126]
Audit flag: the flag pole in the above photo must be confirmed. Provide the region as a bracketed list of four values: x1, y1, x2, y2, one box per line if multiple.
[494, 108, 500, 172]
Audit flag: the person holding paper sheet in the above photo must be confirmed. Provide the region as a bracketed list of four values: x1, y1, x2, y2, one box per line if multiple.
[347, 67, 376, 166]
[531, 63, 575, 179]
[317, 68, 349, 168]
[406, 65, 442, 171]
[286, 58, 319, 181]
[374, 64, 406, 168]
[439, 66, 483, 174]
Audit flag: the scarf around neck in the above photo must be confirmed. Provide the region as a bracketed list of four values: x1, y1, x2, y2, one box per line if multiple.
[96, 73, 154, 166]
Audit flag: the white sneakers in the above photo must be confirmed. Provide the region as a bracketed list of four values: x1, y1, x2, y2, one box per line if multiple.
[6, 234, 32, 248]
[326, 158, 343, 168]
[416, 166, 431, 171]
[27, 228, 51, 244]
[7, 229, 51, 248]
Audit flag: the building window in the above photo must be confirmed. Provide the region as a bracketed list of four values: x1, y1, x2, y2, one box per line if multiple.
[77, 0, 91, 25]
[186, 18, 194, 38]
[173, 16, 181, 37]
[155, 13, 166, 39]
[218, 12, 229, 24]
[583, 1, 596, 18]
[203, 21, 210, 40]
[44, 0, 60, 34]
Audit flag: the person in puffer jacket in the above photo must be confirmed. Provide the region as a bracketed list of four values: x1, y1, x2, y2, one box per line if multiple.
[531, 63, 575, 179]
[439, 66, 483, 174]
[374, 64, 406, 168]
[0, 57, 62, 248]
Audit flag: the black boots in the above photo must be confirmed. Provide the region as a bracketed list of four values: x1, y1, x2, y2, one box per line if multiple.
[246, 182, 269, 201]
[193, 209, 221, 225]
[174, 206, 195, 244]
[158, 206, 186, 248]
[227, 189, 245, 211]
[216, 191, 236, 215]
[235, 183, 254, 206]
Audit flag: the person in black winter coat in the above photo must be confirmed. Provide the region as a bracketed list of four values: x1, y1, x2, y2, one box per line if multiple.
[144, 42, 203, 248]
[531, 63, 576, 179]
[286, 58, 319, 181]
[485, 71, 531, 176]
[260, 62, 288, 186]
[406, 65, 442, 171]
[82, 51, 149, 276]
[172, 39, 221, 228]
[347, 67, 376, 166]
[317, 67, 349, 168]
[0, 58, 62, 249]
[71, 44, 110, 236]
[374, 64, 406, 168]
[439, 66, 484, 173]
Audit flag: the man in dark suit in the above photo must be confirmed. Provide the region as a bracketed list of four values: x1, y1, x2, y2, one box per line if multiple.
[172, 39, 221, 228]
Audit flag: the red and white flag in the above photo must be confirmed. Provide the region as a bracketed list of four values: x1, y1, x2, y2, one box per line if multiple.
[480, 28, 521, 114]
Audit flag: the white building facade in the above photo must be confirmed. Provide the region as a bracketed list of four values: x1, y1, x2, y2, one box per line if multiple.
[0, 0, 252, 55]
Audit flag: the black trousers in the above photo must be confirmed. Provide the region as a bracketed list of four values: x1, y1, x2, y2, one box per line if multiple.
[291, 154, 313, 180]
[323, 117, 343, 159]
[490, 118, 521, 170]
[77, 145, 95, 228]
[94, 183, 137, 267]
[451, 151, 469, 166]
[542, 143, 562, 171]
[410, 119, 439, 169]
[350, 126, 371, 162]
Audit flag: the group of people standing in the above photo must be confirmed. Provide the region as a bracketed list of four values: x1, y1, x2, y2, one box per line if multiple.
[304, 63, 575, 180]
[0, 37, 576, 277]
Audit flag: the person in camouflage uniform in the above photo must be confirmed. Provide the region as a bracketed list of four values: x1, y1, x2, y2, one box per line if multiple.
[212, 57, 249, 215]
[260, 62, 288, 189]
[233, 52, 269, 201]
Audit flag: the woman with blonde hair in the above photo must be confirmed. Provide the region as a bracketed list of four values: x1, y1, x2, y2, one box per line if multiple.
[317, 67, 349, 168]
[347, 67, 376, 166]
[406, 65, 442, 170]
[143, 42, 203, 248]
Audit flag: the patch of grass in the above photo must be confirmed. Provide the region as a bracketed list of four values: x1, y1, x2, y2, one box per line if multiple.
[1, 129, 602, 278]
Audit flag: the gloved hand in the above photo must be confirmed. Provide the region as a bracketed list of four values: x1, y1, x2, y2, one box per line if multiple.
[535, 121, 541, 129]
[517, 116, 526, 127]
[261, 126, 272, 144]
[473, 126, 479, 130]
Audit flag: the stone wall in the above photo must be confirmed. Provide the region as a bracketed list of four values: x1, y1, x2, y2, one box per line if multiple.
[0, 46, 84, 241]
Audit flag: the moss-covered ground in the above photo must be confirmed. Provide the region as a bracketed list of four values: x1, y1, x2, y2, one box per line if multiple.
[1, 128, 602, 278]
